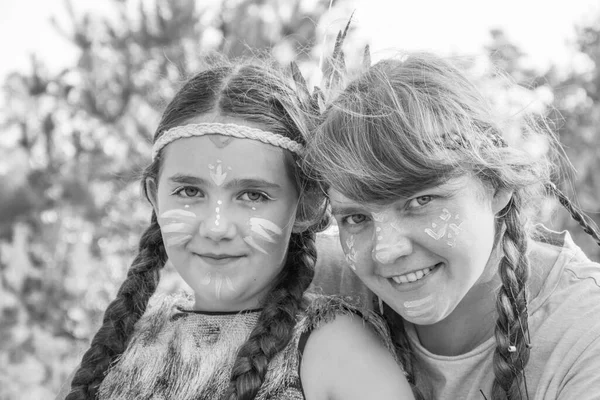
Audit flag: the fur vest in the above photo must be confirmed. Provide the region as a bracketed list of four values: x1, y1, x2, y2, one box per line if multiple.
[98, 293, 397, 400]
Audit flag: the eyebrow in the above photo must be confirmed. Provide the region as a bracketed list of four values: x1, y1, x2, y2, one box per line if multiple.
[167, 174, 281, 190]
[330, 204, 367, 216]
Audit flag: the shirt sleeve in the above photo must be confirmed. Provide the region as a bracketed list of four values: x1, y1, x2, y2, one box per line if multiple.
[557, 333, 600, 399]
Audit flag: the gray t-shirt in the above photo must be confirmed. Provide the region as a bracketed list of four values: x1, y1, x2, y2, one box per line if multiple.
[407, 228, 600, 399]
[312, 227, 600, 399]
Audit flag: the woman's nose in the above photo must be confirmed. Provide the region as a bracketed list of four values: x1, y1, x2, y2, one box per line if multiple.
[371, 221, 413, 264]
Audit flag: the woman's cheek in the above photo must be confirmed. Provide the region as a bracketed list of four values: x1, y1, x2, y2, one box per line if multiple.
[341, 231, 373, 272]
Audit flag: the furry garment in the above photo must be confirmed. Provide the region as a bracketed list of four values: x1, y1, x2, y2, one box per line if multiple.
[98, 293, 398, 400]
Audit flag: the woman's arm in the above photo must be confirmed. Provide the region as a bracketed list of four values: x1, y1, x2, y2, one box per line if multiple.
[301, 313, 415, 400]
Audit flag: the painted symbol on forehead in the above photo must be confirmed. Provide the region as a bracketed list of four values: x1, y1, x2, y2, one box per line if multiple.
[208, 159, 228, 186]
[243, 217, 283, 254]
[209, 135, 234, 148]
[344, 235, 358, 271]
[158, 209, 197, 247]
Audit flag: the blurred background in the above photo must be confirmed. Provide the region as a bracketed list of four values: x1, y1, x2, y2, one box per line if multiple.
[1, 0, 599, 398]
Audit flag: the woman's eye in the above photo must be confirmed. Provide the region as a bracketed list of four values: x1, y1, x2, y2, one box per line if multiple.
[240, 191, 269, 202]
[342, 214, 368, 225]
[172, 186, 202, 198]
[409, 195, 433, 208]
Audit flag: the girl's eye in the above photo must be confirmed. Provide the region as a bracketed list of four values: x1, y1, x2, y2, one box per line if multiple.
[239, 191, 270, 202]
[342, 214, 368, 225]
[409, 195, 433, 208]
[172, 186, 202, 198]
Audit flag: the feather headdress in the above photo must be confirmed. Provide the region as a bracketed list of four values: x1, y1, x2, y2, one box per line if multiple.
[290, 14, 370, 115]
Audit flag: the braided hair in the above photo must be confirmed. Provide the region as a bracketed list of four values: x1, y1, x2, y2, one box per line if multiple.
[66, 58, 327, 400]
[306, 52, 600, 400]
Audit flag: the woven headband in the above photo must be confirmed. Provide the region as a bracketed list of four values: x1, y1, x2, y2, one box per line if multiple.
[152, 123, 304, 160]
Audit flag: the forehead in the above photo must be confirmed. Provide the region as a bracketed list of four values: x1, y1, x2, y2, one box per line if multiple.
[328, 176, 487, 207]
[160, 135, 290, 183]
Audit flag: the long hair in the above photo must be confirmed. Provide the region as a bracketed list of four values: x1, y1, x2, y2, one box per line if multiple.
[66, 58, 327, 400]
[306, 53, 600, 399]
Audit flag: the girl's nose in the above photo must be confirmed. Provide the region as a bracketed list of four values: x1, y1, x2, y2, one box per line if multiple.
[198, 202, 237, 241]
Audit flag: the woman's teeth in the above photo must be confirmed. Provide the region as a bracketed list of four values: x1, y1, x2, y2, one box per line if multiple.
[391, 266, 435, 284]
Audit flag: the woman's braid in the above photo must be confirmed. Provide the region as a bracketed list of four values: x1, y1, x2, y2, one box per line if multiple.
[492, 196, 532, 400]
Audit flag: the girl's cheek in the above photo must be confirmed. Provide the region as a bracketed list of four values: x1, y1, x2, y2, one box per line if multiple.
[242, 216, 285, 255]
[158, 208, 199, 247]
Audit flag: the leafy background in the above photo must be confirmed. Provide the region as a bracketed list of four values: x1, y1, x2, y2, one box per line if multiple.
[0, 0, 599, 398]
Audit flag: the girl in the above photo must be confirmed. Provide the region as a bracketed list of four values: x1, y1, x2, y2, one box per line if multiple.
[59, 60, 414, 400]
[306, 53, 600, 399]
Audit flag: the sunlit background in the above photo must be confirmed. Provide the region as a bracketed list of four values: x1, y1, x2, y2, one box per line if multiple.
[1, 0, 600, 398]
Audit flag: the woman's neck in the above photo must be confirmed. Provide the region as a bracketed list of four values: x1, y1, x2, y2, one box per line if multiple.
[413, 275, 500, 356]
[412, 239, 553, 356]
[414, 244, 503, 356]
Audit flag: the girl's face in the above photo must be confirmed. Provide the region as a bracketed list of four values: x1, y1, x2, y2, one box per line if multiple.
[329, 176, 510, 325]
[151, 129, 299, 311]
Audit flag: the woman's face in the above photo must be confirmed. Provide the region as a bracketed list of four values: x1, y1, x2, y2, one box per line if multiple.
[329, 176, 509, 325]
[150, 126, 299, 312]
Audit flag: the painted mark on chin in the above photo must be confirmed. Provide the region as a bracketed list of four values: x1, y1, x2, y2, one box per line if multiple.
[403, 295, 434, 309]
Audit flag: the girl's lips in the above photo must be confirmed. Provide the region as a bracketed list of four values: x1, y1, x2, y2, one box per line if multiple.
[197, 254, 245, 266]
[386, 263, 443, 292]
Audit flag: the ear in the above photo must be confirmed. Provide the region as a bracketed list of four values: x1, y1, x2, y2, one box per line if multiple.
[145, 178, 159, 214]
[492, 188, 513, 215]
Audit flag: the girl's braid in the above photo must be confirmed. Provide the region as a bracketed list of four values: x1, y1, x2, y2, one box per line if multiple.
[492, 195, 531, 400]
[381, 302, 427, 400]
[547, 182, 600, 247]
[65, 213, 167, 400]
[226, 229, 316, 400]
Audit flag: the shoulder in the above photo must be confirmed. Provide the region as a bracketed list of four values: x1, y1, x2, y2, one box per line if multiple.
[299, 296, 414, 400]
[526, 232, 600, 396]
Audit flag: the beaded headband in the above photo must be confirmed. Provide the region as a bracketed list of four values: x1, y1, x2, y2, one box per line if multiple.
[152, 123, 304, 160]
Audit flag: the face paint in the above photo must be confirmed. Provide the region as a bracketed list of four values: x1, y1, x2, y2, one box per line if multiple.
[156, 134, 300, 311]
[199, 271, 237, 299]
[425, 208, 464, 247]
[158, 209, 197, 247]
[243, 217, 283, 255]
[344, 235, 358, 270]
[403, 295, 435, 317]
[208, 135, 234, 148]
[209, 159, 228, 186]
[213, 200, 223, 228]
[371, 209, 406, 264]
